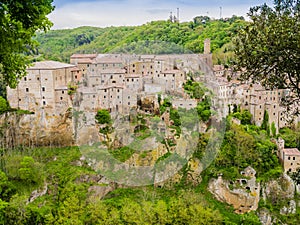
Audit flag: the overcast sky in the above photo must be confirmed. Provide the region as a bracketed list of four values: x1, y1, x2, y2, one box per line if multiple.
[49, 0, 273, 29]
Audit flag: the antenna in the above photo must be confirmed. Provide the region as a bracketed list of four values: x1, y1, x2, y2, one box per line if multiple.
[170, 11, 173, 22]
[177, 8, 180, 23]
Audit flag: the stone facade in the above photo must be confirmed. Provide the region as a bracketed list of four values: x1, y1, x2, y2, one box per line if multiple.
[277, 138, 300, 173]
[7, 61, 80, 115]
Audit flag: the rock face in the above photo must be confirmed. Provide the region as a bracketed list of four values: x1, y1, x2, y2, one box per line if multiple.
[258, 209, 275, 225]
[28, 183, 48, 204]
[208, 167, 260, 214]
[264, 173, 295, 203]
[280, 200, 297, 215]
[0, 111, 74, 148]
[88, 185, 114, 201]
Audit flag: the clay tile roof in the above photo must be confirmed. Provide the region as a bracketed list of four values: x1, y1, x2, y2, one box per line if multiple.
[28, 61, 76, 70]
[283, 148, 300, 156]
[70, 54, 97, 59]
[70, 67, 81, 72]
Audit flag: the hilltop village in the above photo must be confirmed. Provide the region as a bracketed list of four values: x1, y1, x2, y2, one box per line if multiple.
[6, 39, 300, 174]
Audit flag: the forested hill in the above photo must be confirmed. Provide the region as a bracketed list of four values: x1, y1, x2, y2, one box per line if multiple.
[35, 16, 247, 64]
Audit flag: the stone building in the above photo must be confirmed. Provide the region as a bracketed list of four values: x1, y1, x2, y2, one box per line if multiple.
[277, 138, 300, 173]
[7, 60, 80, 115]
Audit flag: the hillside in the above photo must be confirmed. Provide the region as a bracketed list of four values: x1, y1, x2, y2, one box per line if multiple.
[35, 16, 247, 64]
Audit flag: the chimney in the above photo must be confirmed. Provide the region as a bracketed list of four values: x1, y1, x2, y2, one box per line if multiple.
[204, 38, 211, 54]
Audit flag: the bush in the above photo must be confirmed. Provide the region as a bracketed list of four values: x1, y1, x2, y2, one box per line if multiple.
[0, 97, 9, 114]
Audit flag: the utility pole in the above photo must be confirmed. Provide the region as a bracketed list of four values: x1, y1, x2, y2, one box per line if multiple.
[220, 7, 222, 19]
[177, 8, 180, 23]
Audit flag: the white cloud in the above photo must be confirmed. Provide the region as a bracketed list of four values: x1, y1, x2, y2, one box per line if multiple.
[48, 0, 273, 29]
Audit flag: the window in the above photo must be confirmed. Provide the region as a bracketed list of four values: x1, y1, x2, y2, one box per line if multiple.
[128, 96, 130, 99]
[104, 96, 106, 99]
[75, 75, 77, 79]
[132, 79, 134, 82]
[26, 88, 29, 92]
[93, 95, 95, 98]
[133, 70, 135, 73]
[37, 77, 40, 81]
[24, 77, 27, 81]
[62, 91, 64, 94]
[104, 90, 107, 93]
[293, 157, 296, 160]
[60, 97, 63, 100]
[19, 99, 21, 102]
[42, 87, 45, 92]
[288, 156, 291, 160]
[128, 102, 130, 105]
[43, 101, 46, 106]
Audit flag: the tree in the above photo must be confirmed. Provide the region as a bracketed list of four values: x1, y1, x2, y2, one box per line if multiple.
[95, 109, 112, 125]
[0, 0, 54, 88]
[0, 97, 9, 114]
[234, 0, 300, 110]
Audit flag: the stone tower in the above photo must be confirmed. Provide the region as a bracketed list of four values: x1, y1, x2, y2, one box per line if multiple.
[204, 39, 211, 54]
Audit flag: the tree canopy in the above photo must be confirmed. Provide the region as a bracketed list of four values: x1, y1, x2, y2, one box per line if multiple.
[234, 0, 300, 110]
[0, 0, 54, 88]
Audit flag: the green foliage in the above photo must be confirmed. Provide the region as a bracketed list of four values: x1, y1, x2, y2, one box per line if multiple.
[183, 80, 206, 99]
[271, 122, 277, 137]
[279, 126, 300, 148]
[95, 109, 112, 125]
[234, 0, 300, 103]
[196, 97, 211, 122]
[35, 16, 247, 63]
[67, 83, 78, 95]
[261, 110, 270, 135]
[232, 109, 252, 125]
[108, 147, 135, 162]
[0, 97, 9, 114]
[213, 119, 281, 181]
[0, 171, 15, 202]
[0, 0, 54, 88]
[19, 156, 44, 185]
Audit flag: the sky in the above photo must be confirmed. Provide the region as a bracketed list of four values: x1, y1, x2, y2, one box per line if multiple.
[49, 0, 273, 29]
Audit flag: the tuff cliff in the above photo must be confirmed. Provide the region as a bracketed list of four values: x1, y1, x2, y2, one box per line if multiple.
[0, 110, 74, 148]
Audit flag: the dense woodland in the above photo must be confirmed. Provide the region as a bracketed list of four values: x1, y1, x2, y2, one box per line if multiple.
[34, 16, 246, 64]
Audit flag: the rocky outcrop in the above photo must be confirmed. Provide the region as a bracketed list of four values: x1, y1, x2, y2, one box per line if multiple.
[0, 110, 74, 148]
[88, 185, 114, 201]
[27, 183, 48, 204]
[208, 167, 260, 214]
[187, 158, 202, 186]
[280, 200, 297, 215]
[258, 209, 275, 225]
[264, 173, 295, 204]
